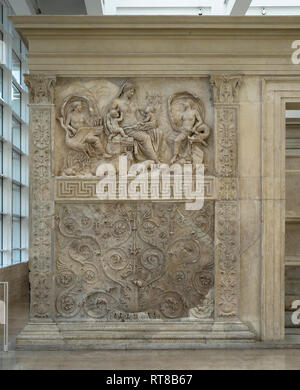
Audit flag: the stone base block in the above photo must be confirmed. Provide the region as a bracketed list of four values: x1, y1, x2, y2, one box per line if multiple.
[16, 320, 256, 350]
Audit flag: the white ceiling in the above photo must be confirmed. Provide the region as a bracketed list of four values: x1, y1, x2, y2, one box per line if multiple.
[8, 0, 300, 16]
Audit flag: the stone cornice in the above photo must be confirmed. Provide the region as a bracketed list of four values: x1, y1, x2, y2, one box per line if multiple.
[10, 16, 300, 76]
[10, 15, 300, 33]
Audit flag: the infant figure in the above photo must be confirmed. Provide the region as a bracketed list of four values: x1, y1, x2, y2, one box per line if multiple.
[107, 109, 128, 140]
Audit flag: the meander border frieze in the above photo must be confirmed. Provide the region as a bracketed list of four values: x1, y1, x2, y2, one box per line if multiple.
[27, 73, 56, 320]
[54, 176, 217, 202]
[54, 175, 239, 203]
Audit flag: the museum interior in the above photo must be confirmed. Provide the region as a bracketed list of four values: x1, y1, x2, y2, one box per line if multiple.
[1, 0, 300, 370]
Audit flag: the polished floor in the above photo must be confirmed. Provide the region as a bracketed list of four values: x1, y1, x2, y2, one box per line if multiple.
[1, 297, 300, 370]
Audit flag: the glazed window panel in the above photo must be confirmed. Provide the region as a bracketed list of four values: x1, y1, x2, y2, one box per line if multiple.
[11, 83, 21, 117]
[12, 51, 21, 85]
[0, 4, 3, 25]
[0, 177, 2, 213]
[0, 67, 3, 99]
[0, 0, 29, 268]
[12, 215, 21, 264]
[12, 31, 21, 57]
[0, 141, 3, 175]
[12, 150, 21, 182]
[12, 183, 21, 215]
[0, 214, 2, 267]
[0, 104, 3, 137]
[12, 117, 21, 149]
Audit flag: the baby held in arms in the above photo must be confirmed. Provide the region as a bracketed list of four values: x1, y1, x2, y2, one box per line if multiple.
[107, 108, 128, 140]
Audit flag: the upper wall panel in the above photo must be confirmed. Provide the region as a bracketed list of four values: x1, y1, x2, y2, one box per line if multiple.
[10, 15, 300, 76]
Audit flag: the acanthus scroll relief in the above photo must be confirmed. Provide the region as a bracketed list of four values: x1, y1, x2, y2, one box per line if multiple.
[54, 78, 213, 177]
[54, 202, 214, 321]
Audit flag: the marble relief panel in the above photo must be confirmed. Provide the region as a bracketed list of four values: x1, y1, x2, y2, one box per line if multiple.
[54, 77, 214, 177]
[53, 77, 216, 322]
[54, 201, 214, 321]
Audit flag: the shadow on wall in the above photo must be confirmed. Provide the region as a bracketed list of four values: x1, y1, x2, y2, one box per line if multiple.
[0, 262, 29, 304]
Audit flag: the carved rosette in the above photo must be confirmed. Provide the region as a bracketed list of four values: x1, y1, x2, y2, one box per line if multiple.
[210, 74, 242, 319]
[27, 74, 56, 319]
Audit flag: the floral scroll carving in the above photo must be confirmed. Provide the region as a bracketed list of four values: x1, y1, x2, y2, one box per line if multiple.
[27, 74, 56, 319]
[29, 272, 51, 318]
[215, 108, 237, 179]
[217, 178, 238, 201]
[31, 108, 53, 275]
[211, 75, 242, 319]
[215, 202, 239, 317]
[54, 202, 214, 321]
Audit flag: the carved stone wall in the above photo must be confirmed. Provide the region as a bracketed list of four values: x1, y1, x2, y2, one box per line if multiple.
[23, 73, 250, 347]
[13, 14, 298, 347]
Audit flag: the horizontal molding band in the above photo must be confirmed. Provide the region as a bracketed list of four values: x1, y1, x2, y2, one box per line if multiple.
[10, 15, 300, 31]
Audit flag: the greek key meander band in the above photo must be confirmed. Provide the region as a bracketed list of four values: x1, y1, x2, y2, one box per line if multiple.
[55, 177, 216, 201]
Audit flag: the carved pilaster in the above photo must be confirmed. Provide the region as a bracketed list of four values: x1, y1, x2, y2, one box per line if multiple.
[25, 74, 56, 104]
[27, 74, 56, 320]
[210, 74, 242, 104]
[215, 201, 239, 317]
[215, 108, 238, 178]
[210, 74, 242, 319]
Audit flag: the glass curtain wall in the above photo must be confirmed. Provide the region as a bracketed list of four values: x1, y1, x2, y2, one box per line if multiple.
[0, 0, 29, 267]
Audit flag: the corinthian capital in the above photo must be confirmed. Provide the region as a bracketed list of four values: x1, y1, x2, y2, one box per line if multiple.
[24, 74, 56, 104]
[210, 74, 243, 104]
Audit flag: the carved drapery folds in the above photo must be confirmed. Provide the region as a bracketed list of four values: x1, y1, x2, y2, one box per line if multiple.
[27, 73, 56, 319]
[55, 81, 212, 176]
[210, 74, 242, 319]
